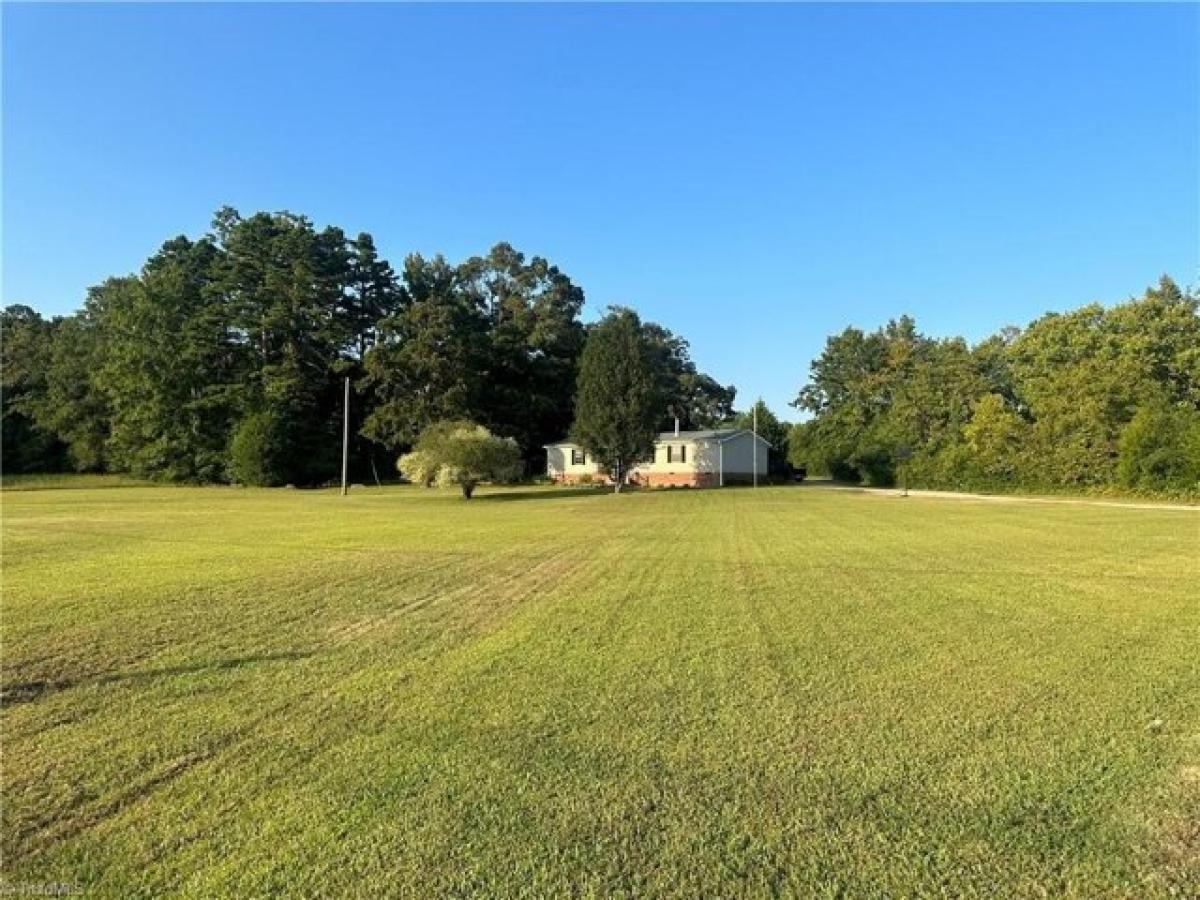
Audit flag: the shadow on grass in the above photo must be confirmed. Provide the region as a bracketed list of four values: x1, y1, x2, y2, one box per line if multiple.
[2, 650, 314, 705]
[474, 486, 615, 502]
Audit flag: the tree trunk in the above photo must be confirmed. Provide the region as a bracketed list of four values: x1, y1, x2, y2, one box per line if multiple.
[462, 481, 476, 499]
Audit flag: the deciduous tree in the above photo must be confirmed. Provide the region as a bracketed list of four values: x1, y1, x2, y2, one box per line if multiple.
[734, 400, 790, 474]
[457, 243, 585, 460]
[397, 421, 521, 499]
[1, 305, 68, 472]
[363, 254, 488, 450]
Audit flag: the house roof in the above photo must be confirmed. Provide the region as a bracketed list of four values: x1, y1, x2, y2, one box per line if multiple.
[657, 429, 741, 441]
[545, 429, 770, 448]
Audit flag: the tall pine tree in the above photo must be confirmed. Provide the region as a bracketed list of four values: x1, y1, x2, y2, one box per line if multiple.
[570, 308, 661, 492]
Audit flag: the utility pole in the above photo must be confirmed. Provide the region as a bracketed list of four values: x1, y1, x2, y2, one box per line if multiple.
[752, 400, 758, 489]
[340, 376, 350, 496]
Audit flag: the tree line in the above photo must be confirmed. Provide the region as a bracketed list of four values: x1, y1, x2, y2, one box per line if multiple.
[5, 209, 1193, 497]
[2, 207, 736, 485]
[788, 276, 1200, 496]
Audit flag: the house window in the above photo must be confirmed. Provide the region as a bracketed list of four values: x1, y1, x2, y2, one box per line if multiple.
[666, 445, 686, 464]
[571, 448, 586, 465]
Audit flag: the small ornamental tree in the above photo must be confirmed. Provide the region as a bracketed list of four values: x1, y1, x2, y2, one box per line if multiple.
[397, 449, 438, 488]
[398, 421, 521, 499]
[570, 308, 660, 492]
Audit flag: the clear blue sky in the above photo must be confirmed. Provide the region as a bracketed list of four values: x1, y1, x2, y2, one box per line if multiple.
[4, 3, 1197, 415]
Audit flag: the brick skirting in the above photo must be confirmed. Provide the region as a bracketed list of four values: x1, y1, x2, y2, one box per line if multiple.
[639, 471, 718, 488]
[554, 472, 719, 488]
[555, 474, 614, 486]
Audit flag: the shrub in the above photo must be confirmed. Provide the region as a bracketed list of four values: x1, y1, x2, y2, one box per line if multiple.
[228, 412, 291, 487]
[850, 446, 895, 487]
[906, 442, 986, 491]
[1118, 398, 1200, 493]
[827, 460, 859, 483]
[397, 421, 522, 499]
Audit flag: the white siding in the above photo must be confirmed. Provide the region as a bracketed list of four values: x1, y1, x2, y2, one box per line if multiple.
[545, 444, 604, 478]
[547, 431, 767, 484]
[631, 440, 706, 477]
[717, 432, 769, 479]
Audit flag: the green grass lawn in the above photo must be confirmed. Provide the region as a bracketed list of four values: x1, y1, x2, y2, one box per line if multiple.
[2, 483, 1197, 897]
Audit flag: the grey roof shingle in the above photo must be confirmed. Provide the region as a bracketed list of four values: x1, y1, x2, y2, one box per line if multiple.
[546, 428, 766, 447]
[655, 429, 741, 441]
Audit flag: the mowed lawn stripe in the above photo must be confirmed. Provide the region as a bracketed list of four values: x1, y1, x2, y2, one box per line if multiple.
[1, 485, 1196, 896]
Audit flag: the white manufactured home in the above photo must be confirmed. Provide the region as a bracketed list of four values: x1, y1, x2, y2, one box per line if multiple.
[545, 428, 769, 488]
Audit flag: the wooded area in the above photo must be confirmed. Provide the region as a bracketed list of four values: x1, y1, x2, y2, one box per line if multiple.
[2, 206, 1196, 496]
[1, 208, 734, 485]
[789, 276, 1200, 496]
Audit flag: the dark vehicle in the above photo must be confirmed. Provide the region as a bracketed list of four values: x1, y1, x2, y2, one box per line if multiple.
[793, 466, 807, 483]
